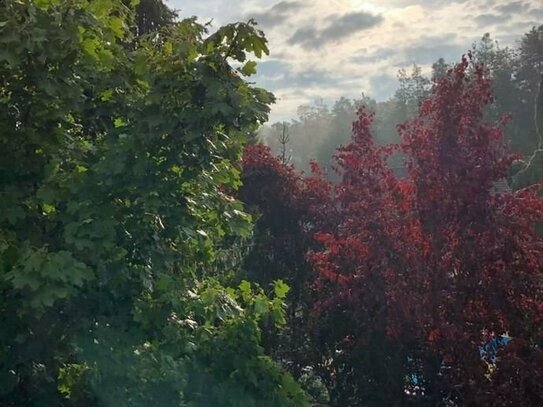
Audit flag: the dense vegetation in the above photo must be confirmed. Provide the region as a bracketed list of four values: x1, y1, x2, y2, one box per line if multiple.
[244, 56, 543, 406]
[0, 1, 306, 405]
[1, 1, 542, 406]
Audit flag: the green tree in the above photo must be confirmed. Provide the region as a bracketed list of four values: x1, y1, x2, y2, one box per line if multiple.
[315, 97, 357, 169]
[517, 25, 543, 98]
[0, 1, 306, 405]
[472, 34, 529, 154]
[134, 0, 177, 36]
[239, 144, 334, 405]
[394, 64, 430, 122]
[292, 100, 332, 171]
[431, 57, 450, 81]
[512, 26, 543, 154]
[511, 74, 543, 192]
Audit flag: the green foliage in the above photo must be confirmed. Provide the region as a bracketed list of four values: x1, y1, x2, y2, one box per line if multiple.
[133, 0, 177, 37]
[259, 94, 401, 173]
[4, 247, 93, 313]
[0, 1, 306, 405]
[511, 75, 543, 191]
[537, 72, 543, 147]
[315, 97, 359, 169]
[394, 64, 430, 120]
[511, 149, 543, 190]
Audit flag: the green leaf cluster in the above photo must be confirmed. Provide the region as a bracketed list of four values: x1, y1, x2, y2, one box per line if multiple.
[0, 1, 305, 405]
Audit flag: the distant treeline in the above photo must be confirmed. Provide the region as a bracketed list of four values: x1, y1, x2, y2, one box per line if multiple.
[260, 27, 543, 173]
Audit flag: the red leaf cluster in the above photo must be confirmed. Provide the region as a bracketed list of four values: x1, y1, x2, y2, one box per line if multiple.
[239, 143, 335, 378]
[240, 144, 335, 232]
[308, 56, 543, 404]
[239, 56, 543, 405]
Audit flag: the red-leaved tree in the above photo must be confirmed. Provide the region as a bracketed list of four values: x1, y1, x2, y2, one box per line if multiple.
[239, 144, 335, 387]
[309, 55, 543, 406]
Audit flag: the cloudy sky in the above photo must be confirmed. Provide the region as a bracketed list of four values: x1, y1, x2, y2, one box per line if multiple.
[170, 0, 543, 122]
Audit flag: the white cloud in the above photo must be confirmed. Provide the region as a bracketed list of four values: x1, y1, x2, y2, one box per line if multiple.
[170, 0, 541, 122]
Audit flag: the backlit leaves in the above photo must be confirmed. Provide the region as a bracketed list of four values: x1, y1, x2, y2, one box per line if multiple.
[5, 248, 93, 312]
[0, 1, 305, 405]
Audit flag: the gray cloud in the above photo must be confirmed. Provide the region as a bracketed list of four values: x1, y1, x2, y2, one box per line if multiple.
[530, 8, 543, 19]
[502, 20, 539, 34]
[385, 0, 470, 7]
[350, 48, 397, 64]
[246, 1, 306, 28]
[351, 41, 457, 70]
[474, 13, 512, 27]
[419, 33, 459, 44]
[370, 74, 399, 101]
[256, 60, 288, 78]
[270, 1, 305, 13]
[358, 34, 464, 67]
[290, 70, 337, 87]
[289, 27, 320, 48]
[496, 1, 530, 14]
[322, 12, 384, 41]
[289, 11, 383, 49]
[255, 60, 337, 91]
[393, 35, 466, 66]
[398, 43, 468, 66]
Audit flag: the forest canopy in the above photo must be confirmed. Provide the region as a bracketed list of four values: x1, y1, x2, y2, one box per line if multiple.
[0, 1, 306, 405]
[1, 1, 542, 406]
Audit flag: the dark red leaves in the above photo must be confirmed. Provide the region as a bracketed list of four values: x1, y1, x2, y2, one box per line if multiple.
[241, 55, 543, 405]
[307, 55, 543, 404]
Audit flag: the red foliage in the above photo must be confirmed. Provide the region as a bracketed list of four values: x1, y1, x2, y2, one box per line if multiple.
[309, 56, 543, 405]
[240, 144, 335, 230]
[239, 143, 335, 378]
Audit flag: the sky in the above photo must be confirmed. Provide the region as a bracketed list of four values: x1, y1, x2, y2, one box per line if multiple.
[170, 0, 543, 123]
